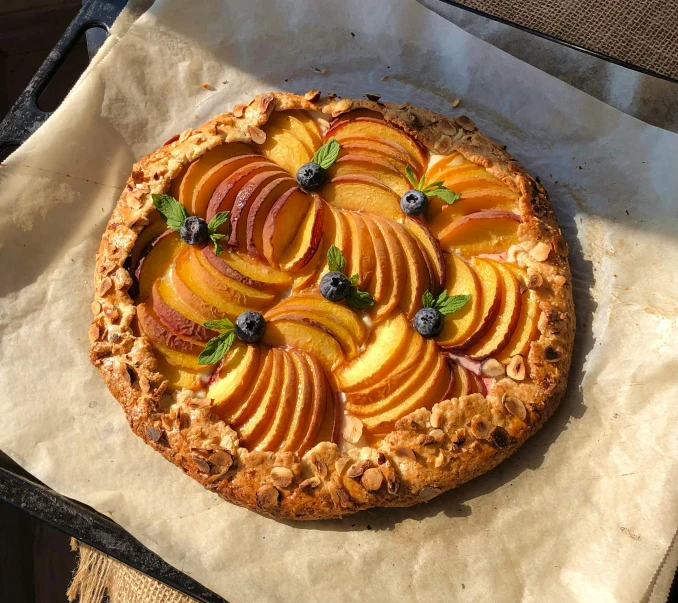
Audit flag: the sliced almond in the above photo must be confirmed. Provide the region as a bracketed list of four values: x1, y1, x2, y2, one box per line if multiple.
[429, 429, 445, 443]
[419, 486, 442, 502]
[208, 451, 233, 472]
[256, 485, 280, 510]
[434, 134, 452, 154]
[529, 242, 551, 262]
[96, 277, 113, 297]
[88, 323, 101, 342]
[299, 476, 321, 492]
[395, 447, 417, 461]
[503, 395, 527, 421]
[343, 416, 363, 444]
[469, 415, 491, 440]
[361, 468, 384, 491]
[527, 271, 543, 289]
[553, 274, 567, 287]
[313, 459, 328, 479]
[248, 125, 266, 144]
[271, 466, 294, 488]
[506, 355, 526, 381]
[91, 301, 102, 315]
[346, 459, 372, 479]
[334, 457, 350, 476]
[434, 450, 451, 468]
[304, 89, 321, 101]
[488, 426, 510, 448]
[233, 104, 246, 118]
[507, 244, 525, 263]
[481, 358, 505, 378]
[430, 407, 443, 429]
[332, 98, 351, 116]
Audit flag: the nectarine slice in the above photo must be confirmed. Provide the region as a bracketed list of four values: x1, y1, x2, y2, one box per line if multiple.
[263, 317, 344, 371]
[168, 264, 227, 323]
[207, 343, 261, 408]
[151, 281, 217, 344]
[246, 176, 297, 259]
[371, 218, 405, 320]
[279, 350, 314, 453]
[267, 112, 318, 155]
[312, 204, 352, 284]
[135, 230, 182, 302]
[466, 261, 522, 358]
[438, 210, 521, 256]
[337, 139, 411, 177]
[388, 220, 430, 319]
[201, 246, 291, 293]
[446, 361, 473, 398]
[279, 194, 325, 273]
[336, 313, 410, 391]
[328, 154, 410, 196]
[427, 167, 505, 216]
[296, 353, 328, 455]
[156, 356, 203, 392]
[436, 253, 482, 347]
[262, 188, 312, 266]
[344, 212, 375, 289]
[293, 111, 323, 147]
[403, 218, 446, 292]
[137, 302, 203, 356]
[174, 143, 252, 211]
[130, 217, 168, 273]
[322, 175, 402, 221]
[257, 125, 313, 175]
[426, 152, 472, 183]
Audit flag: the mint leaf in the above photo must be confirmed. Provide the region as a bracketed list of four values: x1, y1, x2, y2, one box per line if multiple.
[312, 138, 340, 169]
[152, 194, 189, 232]
[349, 274, 359, 286]
[422, 290, 435, 308]
[208, 211, 231, 235]
[405, 165, 419, 189]
[423, 180, 445, 191]
[198, 330, 236, 365]
[211, 235, 224, 256]
[426, 187, 461, 204]
[204, 317, 235, 330]
[418, 174, 427, 190]
[435, 293, 471, 316]
[346, 287, 375, 309]
[327, 244, 347, 274]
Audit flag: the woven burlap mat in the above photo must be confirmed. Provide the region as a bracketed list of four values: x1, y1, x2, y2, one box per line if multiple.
[445, 0, 678, 79]
[67, 540, 199, 603]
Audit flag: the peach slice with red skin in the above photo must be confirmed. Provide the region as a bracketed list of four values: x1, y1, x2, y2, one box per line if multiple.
[200, 246, 290, 293]
[207, 343, 261, 407]
[322, 174, 403, 221]
[173, 143, 252, 211]
[227, 168, 289, 247]
[156, 356, 204, 392]
[262, 187, 312, 266]
[246, 176, 297, 259]
[168, 262, 228, 323]
[310, 204, 352, 285]
[344, 211, 376, 290]
[278, 350, 314, 453]
[205, 161, 280, 221]
[427, 168, 506, 217]
[257, 125, 314, 175]
[136, 302, 203, 356]
[438, 210, 521, 256]
[370, 217, 405, 320]
[336, 138, 412, 177]
[279, 194, 325, 273]
[388, 219, 430, 319]
[425, 151, 473, 183]
[135, 230, 182, 302]
[325, 116, 427, 175]
[466, 260, 522, 359]
[130, 217, 168, 274]
[152, 343, 205, 371]
[266, 112, 318, 155]
[403, 218, 446, 293]
[291, 111, 323, 147]
[151, 281, 217, 343]
[296, 353, 329, 455]
[328, 154, 410, 196]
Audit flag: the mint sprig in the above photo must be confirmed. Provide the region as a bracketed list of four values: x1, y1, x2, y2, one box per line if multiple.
[423, 290, 470, 316]
[207, 211, 230, 255]
[199, 317, 236, 365]
[405, 166, 462, 205]
[325, 245, 375, 309]
[152, 194, 189, 231]
[313, 138, 340, 169]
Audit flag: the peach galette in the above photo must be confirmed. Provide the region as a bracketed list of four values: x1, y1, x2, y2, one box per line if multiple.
[90, 92, 574, 520]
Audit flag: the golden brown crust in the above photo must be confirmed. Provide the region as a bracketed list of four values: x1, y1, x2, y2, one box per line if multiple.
[89, 92, 575, 520]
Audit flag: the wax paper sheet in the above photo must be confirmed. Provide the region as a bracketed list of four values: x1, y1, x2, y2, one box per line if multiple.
[1, 1, 677, 601]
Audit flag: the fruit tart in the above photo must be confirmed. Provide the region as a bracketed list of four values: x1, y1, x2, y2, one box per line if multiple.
[89, 91, 574, 520]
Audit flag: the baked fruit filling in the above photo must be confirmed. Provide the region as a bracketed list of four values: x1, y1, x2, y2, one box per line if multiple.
[130, 108, 540, 456]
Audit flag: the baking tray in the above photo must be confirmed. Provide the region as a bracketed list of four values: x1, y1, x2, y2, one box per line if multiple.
[0, 1, 675, 601]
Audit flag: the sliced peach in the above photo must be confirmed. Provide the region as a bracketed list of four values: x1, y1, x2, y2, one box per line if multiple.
[218, 348, 275, 424]
[168, 263, 227, 323]
[205, 161, 279, 221]
[466, 261, 522, 358]
[279, 194, 325, 273]
[344, 212, 375, 289]
[227, 168, 288, 247]
[429, 188, 521, 235]
[191, 246, 276, 308]
[156, 356, 203, 392]
[403, 218, 446, 293]
[262, 188, 312, 265]
[360, 351, 450, 431]
[135, 230, 182, 302]
[190, 154, 261, 217]
[337, 139, 411, 177]
[322, 175, 402, 220]
[279, 350, 314, 453]
[151, 281, 217, 343]
[315, 385, 340, 447]
[263, 317, 344, 371]
[257, 125, 313, 175]
[246, 176, 297, 259]
[436, 253, 482, 347]
[207, 343, 261, 407]
[328, 154, 410, 195]
[347, 339, 438, 416]
[130, 217, 167, 274]
[438, 210, 521, 256]
[293, 111, 323, 147]
[175, 143, 252, 211]
[388, 220, 429, 319]
[361, 215, 389, 308]
[428, 167, 506, 216]
[336, 313, 410, 391]
[174, 247, 250, 318]
[312, 204, 352, 284]
[345, 333, 426, 405]
[267, 112, 318, 155]
[326, 117, 427, 174]
[151, 342, 205, 371]
[157, 275, 213, 327]
[200, 246, 290, 293]
[497, 264, 541, 361]
[426, 152, 473, 183]
[370, 218, 405, 320]
[137, 302, 202, 355]
[238, 349, 295, 446]
[296, 353, 328, 454]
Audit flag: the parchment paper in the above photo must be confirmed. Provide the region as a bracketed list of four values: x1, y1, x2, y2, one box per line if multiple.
[1, 1, 677, 601]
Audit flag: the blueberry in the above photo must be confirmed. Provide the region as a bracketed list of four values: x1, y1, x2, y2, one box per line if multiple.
[413, 307, 444, 338]
[320, 271, 351, 302]
[296, 161, 325, 190]
[180, 216, 209, 245]
[235, 311, 266, 343]
[400, 189, 428, 215]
